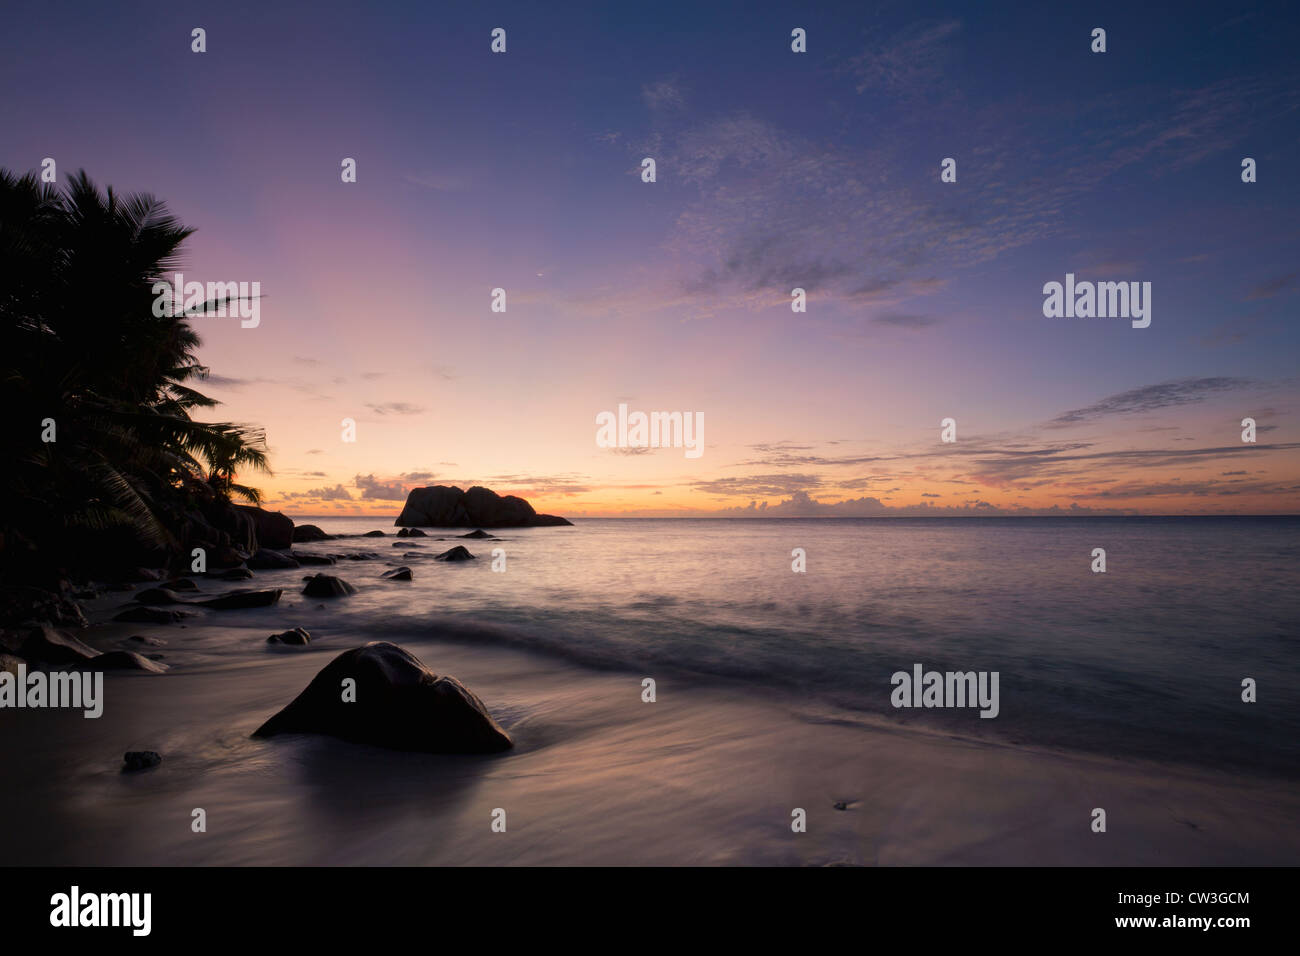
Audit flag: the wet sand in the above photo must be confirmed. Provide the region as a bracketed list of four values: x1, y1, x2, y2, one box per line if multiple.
[2, 616, 1296, 866]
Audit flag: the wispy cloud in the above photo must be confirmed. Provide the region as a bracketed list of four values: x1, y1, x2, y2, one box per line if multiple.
[1049, 378, 1254, 427]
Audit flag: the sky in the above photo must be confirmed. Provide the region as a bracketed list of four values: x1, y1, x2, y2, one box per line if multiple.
[3, 0, 1298, 517]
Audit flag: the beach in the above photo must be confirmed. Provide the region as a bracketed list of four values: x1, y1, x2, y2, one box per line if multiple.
[1, 516, 1296, 866]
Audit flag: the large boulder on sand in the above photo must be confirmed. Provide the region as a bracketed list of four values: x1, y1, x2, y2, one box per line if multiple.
[252, 642, 512, 753]
[292, 524, 331, 543]
[236, 506, 295, 551]
[395, 485, 571, 529]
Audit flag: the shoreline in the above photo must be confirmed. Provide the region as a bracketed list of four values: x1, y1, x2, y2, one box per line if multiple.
[3, 602, 1298, 865]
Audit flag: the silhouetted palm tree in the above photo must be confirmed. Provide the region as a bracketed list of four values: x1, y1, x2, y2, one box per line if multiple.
[0, 168, 268, 576]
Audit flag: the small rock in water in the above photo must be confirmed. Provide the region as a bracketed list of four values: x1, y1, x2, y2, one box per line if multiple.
[459, 529, 496, 539]
[382, 567, 413, 581]
[301, 574, 356, 598]
[83, 651, 168, 673]
[267, 627, 311, 646]
[133, 587, 187, 605]
[247, 549, 300, 570]
[363, 530, 386, 537]
[129, 635, 167, 646]
[197, 588, 283, 610]
[163, 578, 200, 591]
[5, 624, 98, 664]
[115, 606, 190, 624]
[434, 546, 476, 561]
[122, 751, 162, 772]
[293, 552, 336, 565]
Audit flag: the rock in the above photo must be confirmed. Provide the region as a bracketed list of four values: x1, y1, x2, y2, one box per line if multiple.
[212, 567, 254, 581]
[247, 549, 300, 570]
[128, 635, 167, 647]
[209, 546, 250, 569]
[122, 751, 162, 772]
[382, 567, 413, 581]
[363, 530, 386, 537]
[395, 485, 572, 529]
[197, 589, 283, 610]
[114, 606, 190, 625]
[0, 624, 98, 664]
[162, 578, 199, 592]
[392, 541, 421, 547]
[81, 651, 168, 673]
[125, 568, 164, 583]
[267, 627, 311, 646]
[292, 524, 331, 543]
[301, 575, 356, 598]
[133, 587, 187, 605]
[400, 552, 426, 560]
[252, 642, 512, 753]
[434, 546, 476, 562]
[292, 552, 336, 566]
[396, 528, 410, 538]
[406, 528, 427, 537]
[236, 506, 295, 551]
[459, 529, 496, 539]
[0, 584, 89, 628]
[342, 552, 380, 561]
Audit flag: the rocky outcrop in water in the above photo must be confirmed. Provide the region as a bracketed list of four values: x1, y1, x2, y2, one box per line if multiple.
[395, 485, 571, 529]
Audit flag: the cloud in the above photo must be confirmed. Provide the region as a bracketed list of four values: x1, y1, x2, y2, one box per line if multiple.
[283, 483, 352, 501]
[642, 78, 685, 111]
[692, 473, 825, 497]
[353, 474, 410, 500]
[1246, 271, 1299, 300]
[364, 402, 425, 416]
[871, 312, 941, 328]
[1048, 378, 1254, 427]
[847, 19, 962, 96]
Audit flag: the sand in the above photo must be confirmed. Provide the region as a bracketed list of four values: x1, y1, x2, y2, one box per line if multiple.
[2, 616, 1296, 866]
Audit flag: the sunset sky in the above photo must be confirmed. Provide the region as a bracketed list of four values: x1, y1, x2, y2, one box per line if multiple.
[4, 1, 1298, 516]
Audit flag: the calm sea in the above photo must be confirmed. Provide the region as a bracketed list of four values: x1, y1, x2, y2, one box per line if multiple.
[285, 515, 1300, 779]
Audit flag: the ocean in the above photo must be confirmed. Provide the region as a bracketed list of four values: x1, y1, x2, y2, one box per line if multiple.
[4, 514, 1297, 866]
[285, 515, 1300, 780]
